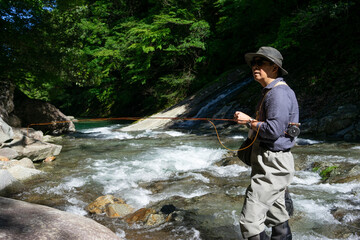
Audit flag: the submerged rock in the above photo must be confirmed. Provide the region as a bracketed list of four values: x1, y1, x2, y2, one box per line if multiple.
[124, 208, 156, 225]
[0, 197, 122, 240]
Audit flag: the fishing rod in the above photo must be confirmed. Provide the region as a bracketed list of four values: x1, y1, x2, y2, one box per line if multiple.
[26, 116, 261, 152]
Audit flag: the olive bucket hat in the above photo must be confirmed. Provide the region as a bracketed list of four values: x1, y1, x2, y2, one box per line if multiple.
[245, 46, 288, 76]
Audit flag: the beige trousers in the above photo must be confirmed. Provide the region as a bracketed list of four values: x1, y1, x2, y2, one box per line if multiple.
[240, 141, 295, 239]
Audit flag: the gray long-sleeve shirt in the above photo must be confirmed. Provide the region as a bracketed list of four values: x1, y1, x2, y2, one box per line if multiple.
[256, 77, 299, 151]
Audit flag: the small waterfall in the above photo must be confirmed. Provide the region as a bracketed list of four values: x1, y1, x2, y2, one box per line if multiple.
[180, 77, 252, 128]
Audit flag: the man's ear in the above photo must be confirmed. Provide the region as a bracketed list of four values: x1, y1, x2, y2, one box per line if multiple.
[273, 65, 279, 74]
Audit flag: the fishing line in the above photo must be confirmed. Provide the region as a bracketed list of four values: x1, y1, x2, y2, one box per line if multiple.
[27, 117, 261, 152]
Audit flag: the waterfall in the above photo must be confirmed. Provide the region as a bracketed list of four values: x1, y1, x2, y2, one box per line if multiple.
[179, 77, 252, 128]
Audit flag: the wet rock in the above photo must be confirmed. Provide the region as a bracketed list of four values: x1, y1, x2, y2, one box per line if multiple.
[124, 208, 156, 224]
[145, 213, 166, 226]
[0, 197, 122, 240]
[44, 156, 56, 162]
[86, 195, 125, 214]
[106, 203, 135, 218]
[160, 204, 177, 215]
[332, 165, 360, 183]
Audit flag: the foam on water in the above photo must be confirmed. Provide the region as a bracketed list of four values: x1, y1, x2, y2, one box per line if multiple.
[89, 145, 226, 207]
[207, 164, 249, 177]
[296, 138, 323, 145]
[33, 177, 86, 195]
[65, 205, 87, 216]
[293, 196, 339, 224]
[292, 171, 321, 185]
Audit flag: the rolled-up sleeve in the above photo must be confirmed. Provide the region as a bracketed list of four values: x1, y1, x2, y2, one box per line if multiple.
[258, 88, 290, 140]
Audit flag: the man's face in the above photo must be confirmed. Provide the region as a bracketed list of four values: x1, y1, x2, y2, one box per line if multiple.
[250, 57, 276, 82]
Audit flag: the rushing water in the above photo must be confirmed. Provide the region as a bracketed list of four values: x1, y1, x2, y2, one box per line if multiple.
[3, 121, 360, 240]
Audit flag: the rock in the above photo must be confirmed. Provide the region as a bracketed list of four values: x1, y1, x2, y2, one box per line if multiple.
[106, 203, 135, 218]
[124, 208, 156, 224]
[160, 204, 177, 215]
[86, 195, 125, 214]
[17, 158, 35, 168]
[0, 81, 15, 123]
[145, 213, 166, 226]
[0, 147, 19, 159]
[0, 158, 35, 169]
[11, 127, 44, 142]
[0, 169, 18, 191]
[14, 89, 76, 135]
[0, 117, 14, 144]
[0, 156, 9, 162]
[7, 165, 42, 181]
[44, 156, 56, 162]
[12, 141, 62, 161]
[0, 197, 122, 240]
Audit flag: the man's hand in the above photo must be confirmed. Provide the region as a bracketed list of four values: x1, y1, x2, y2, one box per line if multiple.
[234, 111, 252, 124]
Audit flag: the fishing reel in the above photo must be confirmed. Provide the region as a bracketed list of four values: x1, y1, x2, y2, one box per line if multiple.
[286, 123, 301, 138]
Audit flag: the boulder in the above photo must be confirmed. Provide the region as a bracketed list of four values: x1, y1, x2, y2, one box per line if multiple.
[0, 117, 14, 144]
[14, 90, 75, 135]
[0, 170, 18, 191]
[0, 147, 19, 159]
[0, 197, 122, 240]
[0, 81, 15, 123]
[0, 158, 35, 170]
[17, 158, 35, 169]
[12, 141, 62, 161]
[6, 165, 42, 181]
[86, 195, 125, 214]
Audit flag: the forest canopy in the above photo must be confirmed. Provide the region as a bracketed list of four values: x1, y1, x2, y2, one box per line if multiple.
[1, 0, 359, 117]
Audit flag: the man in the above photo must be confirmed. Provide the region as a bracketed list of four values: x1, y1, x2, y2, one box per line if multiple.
[234, 47, 299, 240]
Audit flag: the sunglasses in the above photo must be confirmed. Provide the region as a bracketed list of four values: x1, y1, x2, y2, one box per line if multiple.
[250, 58, 270, 67]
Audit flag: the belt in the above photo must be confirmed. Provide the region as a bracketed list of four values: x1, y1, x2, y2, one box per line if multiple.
[259, 142, 291, 152]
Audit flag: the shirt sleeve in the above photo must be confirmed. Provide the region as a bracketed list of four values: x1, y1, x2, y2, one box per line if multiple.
[258, 87, 290, 140]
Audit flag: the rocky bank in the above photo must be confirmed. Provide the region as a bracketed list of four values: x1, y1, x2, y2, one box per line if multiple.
[0, 81, 76, 191]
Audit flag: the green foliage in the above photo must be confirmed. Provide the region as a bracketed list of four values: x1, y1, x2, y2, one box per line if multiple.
[2, 0, 360, 118]
[320, 166, 338, 180]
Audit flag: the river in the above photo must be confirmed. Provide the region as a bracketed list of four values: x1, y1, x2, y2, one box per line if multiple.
[3, 121, 360, 239]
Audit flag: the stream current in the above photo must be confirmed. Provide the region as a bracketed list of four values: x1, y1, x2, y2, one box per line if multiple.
[3, 121, 360, 239]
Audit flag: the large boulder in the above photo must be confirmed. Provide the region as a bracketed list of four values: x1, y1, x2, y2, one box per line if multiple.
[0, 197, 122, 240]
[14, 90, 75, 135]
[0, 117, 14, 144]
[0, 81, 15, 121]
[11, 141, 62, 161]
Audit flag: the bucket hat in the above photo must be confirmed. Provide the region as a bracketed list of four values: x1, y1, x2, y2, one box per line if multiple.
[245, 46, 288, 76]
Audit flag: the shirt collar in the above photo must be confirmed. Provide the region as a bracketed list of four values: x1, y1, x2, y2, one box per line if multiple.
[263, 77, 284, 92]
